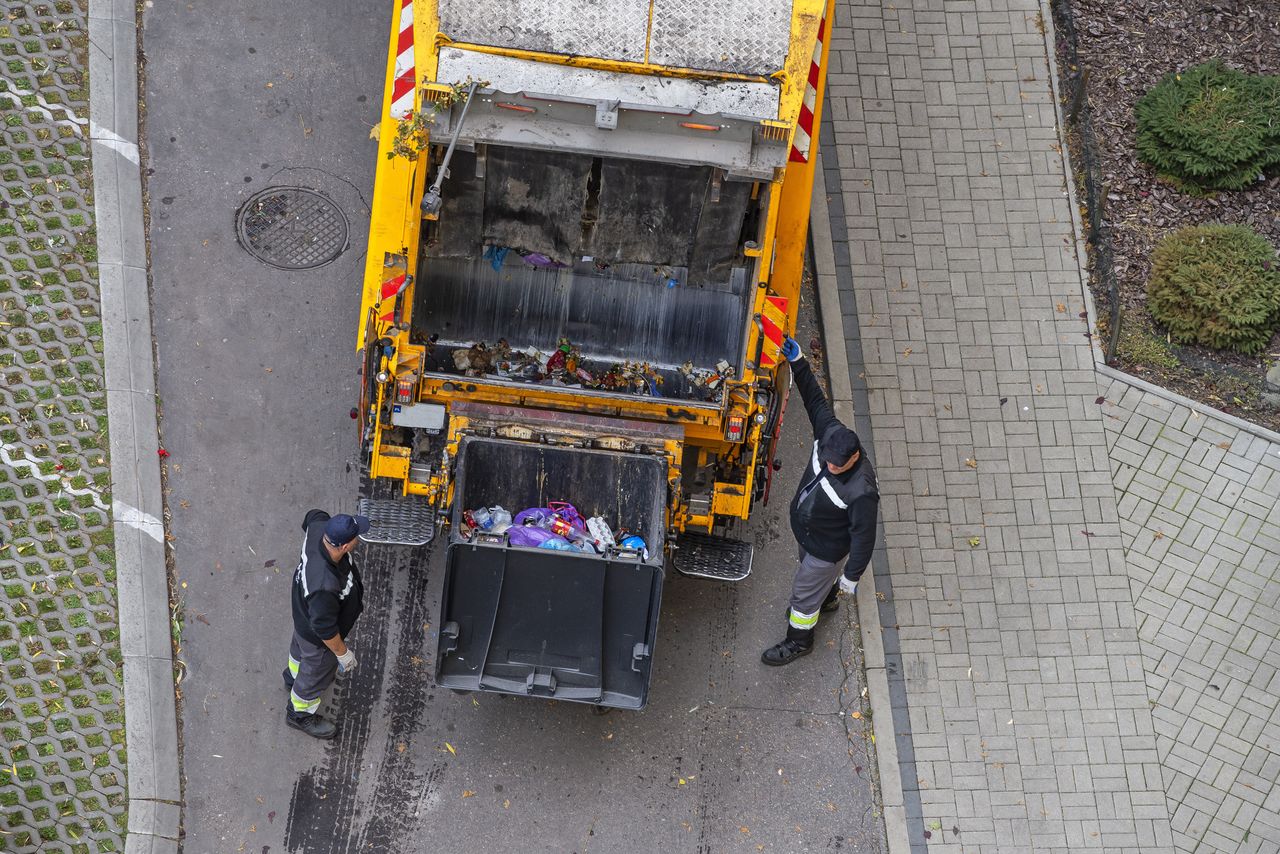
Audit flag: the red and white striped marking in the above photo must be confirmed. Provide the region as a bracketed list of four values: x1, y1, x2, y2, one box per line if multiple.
[789, 13, 826, 163]
[758, 295, 789, 368]
[378, 271, 409, 322]
[389, 0, 416, 119]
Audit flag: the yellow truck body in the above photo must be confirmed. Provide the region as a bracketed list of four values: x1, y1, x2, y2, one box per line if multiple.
[358, 0, 834, 538]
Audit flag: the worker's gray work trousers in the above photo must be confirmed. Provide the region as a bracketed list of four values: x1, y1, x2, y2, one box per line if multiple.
[787, 547, 845, 630]
[287, 632, 337, 716]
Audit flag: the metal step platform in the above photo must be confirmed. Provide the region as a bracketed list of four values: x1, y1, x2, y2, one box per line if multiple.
[673, 532, 753, 581]
[358, 497, 436, 546]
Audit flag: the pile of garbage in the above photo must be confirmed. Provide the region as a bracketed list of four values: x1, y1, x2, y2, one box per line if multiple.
[446, 336, 730, 402]
[460, 501, 647, 558]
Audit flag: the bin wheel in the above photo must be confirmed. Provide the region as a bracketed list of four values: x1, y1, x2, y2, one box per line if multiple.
[450, 689, 471, 696]
[591, 705, 613, 716]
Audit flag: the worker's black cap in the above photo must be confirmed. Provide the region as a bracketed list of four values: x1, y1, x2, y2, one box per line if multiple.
[325, 514, 371, 546]
[819, 425, 861, 466]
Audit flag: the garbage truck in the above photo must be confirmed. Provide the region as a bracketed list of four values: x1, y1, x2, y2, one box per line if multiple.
[356, 0, 834, 709]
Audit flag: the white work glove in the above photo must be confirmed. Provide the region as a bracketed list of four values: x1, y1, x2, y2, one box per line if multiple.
[336, 648, 357, 674]
[838, 575, 858, 596]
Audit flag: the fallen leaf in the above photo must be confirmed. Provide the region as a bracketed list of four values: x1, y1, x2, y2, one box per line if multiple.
[397, 743, 407, 753]
[445, 742, 456, 756]
[854, 766, 862, 775]
[1095, 396, 1106, 404]
[902, 347, 912, 357]
[740, 827, 751, 835]
[1216, 441, 1231, 450]
[923, 830, 932, 840]
[503, 799, 511, 809]
[461, 790, 475, 799]
[195, 614, 210, 626]
[678, 778, 687, 786]
[968, 537, 981, 548]
[850, 711, 861, 719]
[1153, 531, 1165, 540]
[1055, 302, 1066, 313]
[964, 458, 977, 469]
[999, 397, 1008, 405]
[1080, 530, 1095, 537]
[369, 125, 381, 141]
[267, 811, 276, 824]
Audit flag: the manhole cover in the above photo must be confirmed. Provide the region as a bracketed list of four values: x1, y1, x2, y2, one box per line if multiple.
[235, 186, 349, 270]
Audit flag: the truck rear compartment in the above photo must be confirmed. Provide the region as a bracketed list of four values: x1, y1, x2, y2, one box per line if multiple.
[410, 144, 758, 404]
[436, 437, 667, 709]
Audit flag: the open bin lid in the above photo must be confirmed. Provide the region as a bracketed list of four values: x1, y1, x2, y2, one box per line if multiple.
[436, 543, 664, 709]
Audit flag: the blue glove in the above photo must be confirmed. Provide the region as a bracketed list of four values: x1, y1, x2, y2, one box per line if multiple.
[781, 336, 803, 362]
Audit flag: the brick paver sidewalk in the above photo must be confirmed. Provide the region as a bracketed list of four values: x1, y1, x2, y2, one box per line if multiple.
[1101, 382, 1280, 853]
[824, 0, 1174, 849]
[0, 2, 127, 851]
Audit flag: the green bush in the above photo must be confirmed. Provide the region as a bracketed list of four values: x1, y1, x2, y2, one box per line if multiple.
[1146, 224, 1280, 354]
[1135, 59, 1280, 193]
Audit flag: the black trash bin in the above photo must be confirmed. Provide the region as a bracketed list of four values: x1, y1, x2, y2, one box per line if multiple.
[436, 437, 667, 710]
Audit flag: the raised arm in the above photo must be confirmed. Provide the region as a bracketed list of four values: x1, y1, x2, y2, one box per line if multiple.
[787, 343, 840, 442]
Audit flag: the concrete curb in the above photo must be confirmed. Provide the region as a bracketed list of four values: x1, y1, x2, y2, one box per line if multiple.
[1036, 0, 1280, 450]
[810, 153, 911, 854]
[88, 0, 182, 850]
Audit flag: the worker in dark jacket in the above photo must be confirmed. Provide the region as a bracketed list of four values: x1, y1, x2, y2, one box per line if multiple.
[762, 337, 879, 666]
[284, 510, 368, 739]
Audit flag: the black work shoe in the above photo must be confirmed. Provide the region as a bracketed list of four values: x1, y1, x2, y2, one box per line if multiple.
[761, 626, 815, 667]
[286, 711, 337, 740]
[282, 668, 294, 691]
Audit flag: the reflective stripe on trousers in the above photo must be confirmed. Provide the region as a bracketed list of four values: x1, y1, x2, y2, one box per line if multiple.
[789, 607, 819, 630]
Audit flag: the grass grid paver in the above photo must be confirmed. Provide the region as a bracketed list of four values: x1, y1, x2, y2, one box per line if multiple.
[826, 0, 1174, 850]
[1101, 378, 1280, 854]
[0, 0, 128, 851]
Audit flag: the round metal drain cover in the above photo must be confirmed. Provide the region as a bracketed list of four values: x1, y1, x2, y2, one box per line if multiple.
[235, 186, 349, 270]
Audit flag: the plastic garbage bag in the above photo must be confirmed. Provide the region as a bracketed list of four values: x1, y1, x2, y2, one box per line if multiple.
[537, 537, 591, 553]
[490, 506, 512, 531]
[507, 524, 562, 548]
[514, 507, 555, 529]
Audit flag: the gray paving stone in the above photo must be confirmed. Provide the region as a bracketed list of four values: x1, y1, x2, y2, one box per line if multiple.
[827, 0, 1181, 850]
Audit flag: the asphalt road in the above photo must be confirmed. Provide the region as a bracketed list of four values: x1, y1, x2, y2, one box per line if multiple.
[141, 2, 883, 851]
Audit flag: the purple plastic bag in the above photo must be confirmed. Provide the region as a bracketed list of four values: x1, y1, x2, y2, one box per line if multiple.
[513, 507, 554, 528]
[507, 525, 562, 548]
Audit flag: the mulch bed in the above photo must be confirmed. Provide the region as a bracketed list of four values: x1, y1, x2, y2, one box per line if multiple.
[1061, 0, 1280, 432]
